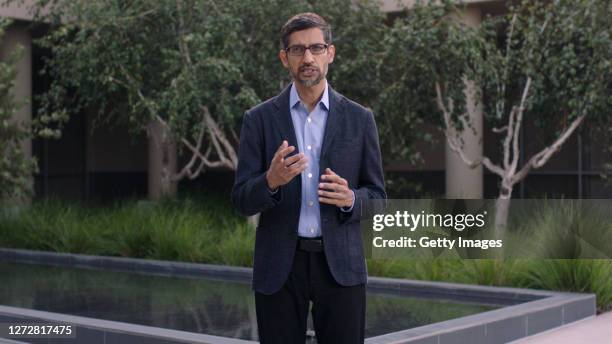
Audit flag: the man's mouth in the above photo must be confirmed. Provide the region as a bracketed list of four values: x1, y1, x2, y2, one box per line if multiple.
[300, 66, 319, 76]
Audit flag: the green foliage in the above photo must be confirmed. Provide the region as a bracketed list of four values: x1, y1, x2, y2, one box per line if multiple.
[366, 198, 612, 312]
[512, 200, 612, 259]
[0, 196, 252, 265]
[25, 0, 395, 155]
[0, 19, 37, 202]
[216, 0, 387, 104]
[32, 0, 259, 140]
[213, 224, 255, 267]
[213, 0, 421, 166]
[377, 0, 489, 163]
[1, 197, 611, 311]
[381, 0, 611, 170]
[223, 0, 408, 163]
[522, 260, 612, 313]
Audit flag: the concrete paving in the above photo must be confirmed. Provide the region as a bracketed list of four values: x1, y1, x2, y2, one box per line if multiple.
[512, 311, 612, 344]
[0, 339, 27, 344]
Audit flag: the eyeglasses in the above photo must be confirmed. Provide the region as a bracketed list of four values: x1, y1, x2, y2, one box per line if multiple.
[285, 43, 329, 56]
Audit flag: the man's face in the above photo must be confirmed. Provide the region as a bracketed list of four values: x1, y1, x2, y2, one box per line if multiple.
[280, 28, 335, 88]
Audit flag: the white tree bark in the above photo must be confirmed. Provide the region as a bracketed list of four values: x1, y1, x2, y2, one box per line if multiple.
[116, 64, 238, 199]
[436, 77, 587, 235]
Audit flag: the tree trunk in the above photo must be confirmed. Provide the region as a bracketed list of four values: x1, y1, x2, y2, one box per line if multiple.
[247, 214, 259, 229]
[147, 119, 178, 201]
[494, 197, 510, 239]
[494, 180, 514, 240]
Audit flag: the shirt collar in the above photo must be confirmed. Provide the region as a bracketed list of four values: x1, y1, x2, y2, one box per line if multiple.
[289, 80, 329, 111]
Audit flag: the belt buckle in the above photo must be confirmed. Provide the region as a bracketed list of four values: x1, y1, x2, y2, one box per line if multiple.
[299, 238, 323, 252]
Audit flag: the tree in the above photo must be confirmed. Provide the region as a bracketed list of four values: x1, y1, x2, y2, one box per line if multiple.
[27, 0, 259, 200]
[0, 19, 36, 204]
[25, 0, 389, 201]
[380, 0, 611, 234]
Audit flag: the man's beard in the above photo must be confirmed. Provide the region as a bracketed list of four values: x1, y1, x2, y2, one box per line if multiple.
[291, 64, 326, 87]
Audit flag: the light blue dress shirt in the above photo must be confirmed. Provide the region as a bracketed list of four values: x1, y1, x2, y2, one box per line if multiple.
[288, 81, 353, 238]
[290, 82, 329, 238]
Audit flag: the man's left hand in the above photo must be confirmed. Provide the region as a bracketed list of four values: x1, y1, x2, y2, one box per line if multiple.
[318, 168, 354, 208]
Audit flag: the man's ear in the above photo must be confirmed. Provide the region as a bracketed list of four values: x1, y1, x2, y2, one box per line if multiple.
[279, 49, 289, 68]
[328, 44, 336, 64]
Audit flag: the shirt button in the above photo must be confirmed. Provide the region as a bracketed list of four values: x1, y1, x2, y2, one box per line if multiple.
[310, 228, 315, 233]
[307, 117, 312, 123]
[307, 145, 312, 150]
[308, 201, 314, 206]
[308, 173, 312, 178]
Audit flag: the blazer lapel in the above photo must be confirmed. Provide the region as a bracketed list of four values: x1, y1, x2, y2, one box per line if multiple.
[320, 86, 345, 161]
[271, 85, 299, 151]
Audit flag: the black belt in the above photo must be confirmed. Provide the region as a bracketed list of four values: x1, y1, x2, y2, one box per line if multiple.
[297, 237, 324, 252]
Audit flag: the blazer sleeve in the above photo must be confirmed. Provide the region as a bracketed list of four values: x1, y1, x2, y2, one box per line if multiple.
[231, 111, 282, 217]
[339, 109, 387, 224]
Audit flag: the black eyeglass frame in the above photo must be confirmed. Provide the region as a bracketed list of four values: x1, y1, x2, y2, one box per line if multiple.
[284, 43, 330, 56]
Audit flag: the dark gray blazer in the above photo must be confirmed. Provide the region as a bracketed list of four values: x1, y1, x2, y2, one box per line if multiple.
[231, 84, 386, 295]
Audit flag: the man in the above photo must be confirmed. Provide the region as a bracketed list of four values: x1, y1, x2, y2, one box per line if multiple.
[231, 12, 386, 344]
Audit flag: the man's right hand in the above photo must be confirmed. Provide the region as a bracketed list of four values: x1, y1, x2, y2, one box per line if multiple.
[266, 140, 308, 191]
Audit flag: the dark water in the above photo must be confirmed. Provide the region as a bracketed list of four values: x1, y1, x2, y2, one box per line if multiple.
[0, 262, 497, 340]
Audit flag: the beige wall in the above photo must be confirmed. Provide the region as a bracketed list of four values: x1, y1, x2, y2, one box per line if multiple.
[444, 5, 484, 199]
[0, 21, 32, 166]
[0, 0, 54, 22]
[380, 0, 503, 13]
[0, 0, 37, 21]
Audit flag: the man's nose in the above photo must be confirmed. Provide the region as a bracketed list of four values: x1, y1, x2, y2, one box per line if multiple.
[302, 49, 315, 63]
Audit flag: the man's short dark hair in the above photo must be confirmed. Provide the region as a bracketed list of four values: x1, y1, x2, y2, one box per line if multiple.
[280, 12, 332, 49]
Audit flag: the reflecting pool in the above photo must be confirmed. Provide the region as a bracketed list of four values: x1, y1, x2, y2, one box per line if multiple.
[0, 262, 498, 340]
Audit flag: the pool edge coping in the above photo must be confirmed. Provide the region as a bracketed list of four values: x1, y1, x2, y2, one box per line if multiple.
[0, 248, 597, 344]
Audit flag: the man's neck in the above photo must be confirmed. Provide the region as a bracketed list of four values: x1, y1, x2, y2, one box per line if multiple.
[295, 79, 326, 113]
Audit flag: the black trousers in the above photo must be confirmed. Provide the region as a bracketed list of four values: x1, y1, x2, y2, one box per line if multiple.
[254, 247, 366, 344]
